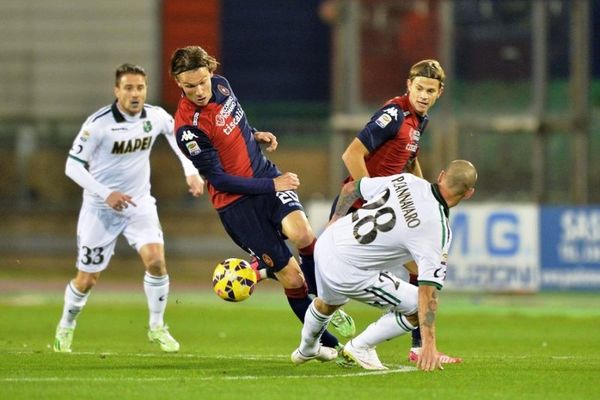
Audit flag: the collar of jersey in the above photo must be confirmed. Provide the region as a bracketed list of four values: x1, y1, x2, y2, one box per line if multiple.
[430, 183, 449, 217]
[111, 101, 146, 123]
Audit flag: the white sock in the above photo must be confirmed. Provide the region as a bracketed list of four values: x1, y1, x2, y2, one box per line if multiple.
[144, 272, 169, 329]
[58, 281, 89, 329]
[352, 311, 415, 348]
[258, 269, 268, 280]
[299, 300, 332, 355]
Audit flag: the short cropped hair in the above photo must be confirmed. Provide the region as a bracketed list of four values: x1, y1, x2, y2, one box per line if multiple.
[170, 46, 219, 77]
[115, 63, 146, 86]
[408, 59, 445, 88]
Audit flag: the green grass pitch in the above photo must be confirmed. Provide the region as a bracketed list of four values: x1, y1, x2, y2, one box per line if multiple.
[1, 285, 600, 400]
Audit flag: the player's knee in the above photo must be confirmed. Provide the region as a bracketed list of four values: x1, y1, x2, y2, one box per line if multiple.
[405, 312, 419, 328]
[290, 228, 315, 249]
[73, 272, 100, 293]
[145, 258, 166, 276]
[276, 265, 306, 289]
[314, 297, 339, 316]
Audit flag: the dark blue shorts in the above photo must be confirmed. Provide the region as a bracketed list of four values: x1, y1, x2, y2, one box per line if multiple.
[218, 190, 305, 273]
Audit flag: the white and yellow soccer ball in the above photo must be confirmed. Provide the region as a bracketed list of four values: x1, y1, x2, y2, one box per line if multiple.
[212, 258, 257, 302]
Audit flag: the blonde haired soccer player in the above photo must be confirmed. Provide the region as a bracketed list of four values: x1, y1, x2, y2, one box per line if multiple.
[53, 63, 204, 353]
[330, 59, 461, 363]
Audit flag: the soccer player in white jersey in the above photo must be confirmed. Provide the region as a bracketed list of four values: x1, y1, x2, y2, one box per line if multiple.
[53, 63, 205, 353]
[291, 160, 477, 371]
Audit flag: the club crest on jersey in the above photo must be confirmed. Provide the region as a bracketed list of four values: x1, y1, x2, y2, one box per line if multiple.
[217, 84, 230, 96]
[143, 121, 152, 133]
[181, 130, 198, 141]
[262, 254, 274, 268]
[375, 113, 392, 128]
[185, 141, 201, 156]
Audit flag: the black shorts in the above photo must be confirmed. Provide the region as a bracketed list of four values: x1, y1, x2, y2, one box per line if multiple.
[218, 190, 305, 273]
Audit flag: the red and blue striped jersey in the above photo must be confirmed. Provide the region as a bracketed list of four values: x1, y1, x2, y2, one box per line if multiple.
[174, 75, 280, 210]
[354, 94, 428, 179]
[344, 94, 429, 208]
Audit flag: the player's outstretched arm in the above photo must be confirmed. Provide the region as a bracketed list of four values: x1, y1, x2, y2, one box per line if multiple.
[254, 131, 278, 152]
[417, 284, 442, 372]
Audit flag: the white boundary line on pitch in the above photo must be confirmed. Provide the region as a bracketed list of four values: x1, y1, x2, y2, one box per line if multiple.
[2, 351, 417, 381]
[1, 368, 417, 382]
[7, 351, 290, 360]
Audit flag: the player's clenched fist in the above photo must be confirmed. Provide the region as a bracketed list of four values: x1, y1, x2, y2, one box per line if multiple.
[274, 172, 300, 191]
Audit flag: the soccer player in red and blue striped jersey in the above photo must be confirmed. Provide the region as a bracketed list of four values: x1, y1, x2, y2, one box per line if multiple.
[170, 46, 351, 357]
[331, 60, 461, 364]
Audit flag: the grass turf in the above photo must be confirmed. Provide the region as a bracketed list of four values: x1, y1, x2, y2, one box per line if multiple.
[1, 287, 599, 400]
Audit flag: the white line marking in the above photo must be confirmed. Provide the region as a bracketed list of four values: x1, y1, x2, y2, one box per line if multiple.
[1, 367, 416, 382]
[6, 351, 289, 360]
[2, 351, 417, 381]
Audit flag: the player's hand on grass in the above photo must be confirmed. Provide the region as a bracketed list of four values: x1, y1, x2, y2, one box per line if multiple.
[106, 191, 136, 211]
[186, 173, 205, 197]
[254, 131, 278, 152]
[274, 172, 299, 191]
[417, 345, 443, 372]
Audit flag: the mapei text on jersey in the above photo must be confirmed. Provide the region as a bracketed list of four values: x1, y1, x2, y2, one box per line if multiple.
[111, 136, 152, 154]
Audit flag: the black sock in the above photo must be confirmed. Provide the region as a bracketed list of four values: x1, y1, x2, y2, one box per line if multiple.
[409, 273, 422, 347]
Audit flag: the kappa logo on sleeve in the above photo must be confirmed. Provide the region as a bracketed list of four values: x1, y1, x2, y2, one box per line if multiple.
[181, 130, 198, 141]
[383, 107, 399, 120]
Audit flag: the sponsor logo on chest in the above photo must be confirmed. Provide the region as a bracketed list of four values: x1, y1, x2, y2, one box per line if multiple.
[405, 127, 421, 152]
[214, 97, 244, 135]
[216, 97, 235, 127]
[111, 136, 153, 154]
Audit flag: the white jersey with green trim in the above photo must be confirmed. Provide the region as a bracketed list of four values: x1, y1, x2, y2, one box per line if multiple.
[327, 173, 451, 289]
[67, 102, 196, 208]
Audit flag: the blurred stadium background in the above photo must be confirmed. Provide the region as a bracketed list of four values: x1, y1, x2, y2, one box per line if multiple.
[1, 0, 599, 292]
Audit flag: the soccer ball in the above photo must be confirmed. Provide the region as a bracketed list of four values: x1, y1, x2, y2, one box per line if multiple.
[212, 258, 257, 302]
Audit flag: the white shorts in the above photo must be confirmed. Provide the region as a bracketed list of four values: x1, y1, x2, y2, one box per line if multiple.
[314, 231, 418, 315]
[75, 195, 163, 273]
